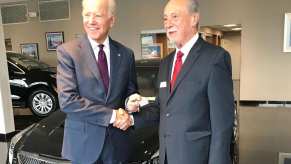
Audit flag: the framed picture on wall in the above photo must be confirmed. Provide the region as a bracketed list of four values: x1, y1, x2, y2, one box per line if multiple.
[141, 43, 163, 59]
[283, 13, 291, 52]
[278, 152, 291, 164]
[45, 31, 64, 51]
[20, 43, 39, 60]
[5, 38, 12, 51]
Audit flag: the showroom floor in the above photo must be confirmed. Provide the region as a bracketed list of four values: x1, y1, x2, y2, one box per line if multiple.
[1, 108, 41, 163]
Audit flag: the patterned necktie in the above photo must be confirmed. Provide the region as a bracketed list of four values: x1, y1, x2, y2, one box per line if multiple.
[97, 44, 109, 94]
[170, 51, 184, 92]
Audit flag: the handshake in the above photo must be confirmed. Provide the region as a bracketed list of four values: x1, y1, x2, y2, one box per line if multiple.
[113, 93, 146, 131]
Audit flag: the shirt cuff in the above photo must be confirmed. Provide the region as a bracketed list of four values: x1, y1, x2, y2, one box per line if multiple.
[130, 115, 134, 126]
[110, 110, 116, 124]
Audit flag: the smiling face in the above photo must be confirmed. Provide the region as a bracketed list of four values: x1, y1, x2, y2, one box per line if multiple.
[163, 0, 199, 48]
[82, 0, 115, 43]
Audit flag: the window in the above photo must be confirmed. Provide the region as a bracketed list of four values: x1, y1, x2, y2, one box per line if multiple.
[39, 0, 70, 21]
[1, 4, 28, 24]
[136, 67, 159, 97]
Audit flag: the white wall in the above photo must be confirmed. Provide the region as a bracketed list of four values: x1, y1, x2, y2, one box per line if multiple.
[3, 0, 84, 66]
[0, 12, 15, 134]
[239, 0, 291, 101]
[221, 31, 241, 80]
[199, 0, 291, 101]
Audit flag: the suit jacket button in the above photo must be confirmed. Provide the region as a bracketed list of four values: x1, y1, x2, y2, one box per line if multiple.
[166, 113, 170, 117]
[164, 134, 170, 137]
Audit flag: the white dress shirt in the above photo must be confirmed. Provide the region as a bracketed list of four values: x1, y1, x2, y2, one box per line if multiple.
[87, 36, 133, 125]
[88, 36, 111, 76]
[171, 33, 199, 79]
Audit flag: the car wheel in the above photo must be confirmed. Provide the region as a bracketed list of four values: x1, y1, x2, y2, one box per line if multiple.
[28, 89, 57, 117]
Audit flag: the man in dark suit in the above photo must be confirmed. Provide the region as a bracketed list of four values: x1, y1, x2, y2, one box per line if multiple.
[128, 0, 235, 164]
[57, 0, 137, 163]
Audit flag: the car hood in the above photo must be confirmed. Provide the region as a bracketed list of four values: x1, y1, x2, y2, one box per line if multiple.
[19, 110, 65, 159]
[18, 110, 159, 162]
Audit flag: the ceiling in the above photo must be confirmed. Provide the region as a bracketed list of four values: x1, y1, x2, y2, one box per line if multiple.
[0, 0, 25, 4]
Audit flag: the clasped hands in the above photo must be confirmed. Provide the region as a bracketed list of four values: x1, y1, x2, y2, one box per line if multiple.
[113, 93, 142, 131]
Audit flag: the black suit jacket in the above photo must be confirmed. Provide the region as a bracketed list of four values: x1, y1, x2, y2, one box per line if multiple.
[135, 37, 234, 164]
[57, 35, 138, 163]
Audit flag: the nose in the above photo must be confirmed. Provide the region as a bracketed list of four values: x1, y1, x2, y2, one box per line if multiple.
[164, 18, 172, 29]
[88, 15, 96, 24]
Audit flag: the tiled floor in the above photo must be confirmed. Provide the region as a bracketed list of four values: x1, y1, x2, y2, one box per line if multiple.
[0, 142, 9, 163]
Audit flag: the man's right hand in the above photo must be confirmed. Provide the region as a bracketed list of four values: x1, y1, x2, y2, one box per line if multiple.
[113, 108, 132, 131]
[126, 93, 142, 113]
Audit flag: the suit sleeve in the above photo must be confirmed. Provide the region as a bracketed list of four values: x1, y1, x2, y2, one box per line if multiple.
[126, 50, 139, 97]
[133, 98, 160, 129]
[207, 50, 234, 164]
[57, 45, 113, 126]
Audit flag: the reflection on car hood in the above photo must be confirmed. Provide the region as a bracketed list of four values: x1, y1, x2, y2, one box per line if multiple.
[18, 110, 159, 162]
[20, 111, 65, 159]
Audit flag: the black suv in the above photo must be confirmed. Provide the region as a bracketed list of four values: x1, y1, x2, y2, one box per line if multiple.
[7, 52, 58, 117]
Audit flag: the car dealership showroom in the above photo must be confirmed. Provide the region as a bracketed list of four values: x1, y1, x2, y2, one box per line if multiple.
[0, 0, 291, 164]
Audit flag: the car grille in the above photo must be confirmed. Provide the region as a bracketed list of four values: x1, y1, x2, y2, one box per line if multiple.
[17, 151, 70, 164]
[141, 157, 159, 164]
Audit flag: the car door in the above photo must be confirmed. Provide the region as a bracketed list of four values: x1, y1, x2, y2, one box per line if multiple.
[8, 62, 27, 107]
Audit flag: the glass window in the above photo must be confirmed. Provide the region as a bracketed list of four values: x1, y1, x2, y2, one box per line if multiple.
[136, 67, 158, 97]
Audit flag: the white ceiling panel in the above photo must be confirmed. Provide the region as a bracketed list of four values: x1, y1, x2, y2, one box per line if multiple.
[0, 0, 25, 4]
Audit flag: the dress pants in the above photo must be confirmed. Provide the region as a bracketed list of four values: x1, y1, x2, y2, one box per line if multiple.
[96, 126, 125, 164]
[71, 126, 127, 164]
[164, 153, 168, 164]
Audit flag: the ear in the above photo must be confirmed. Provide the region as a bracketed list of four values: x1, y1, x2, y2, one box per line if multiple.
[191, 13, 200, 28]
[110, 16, 116, 28]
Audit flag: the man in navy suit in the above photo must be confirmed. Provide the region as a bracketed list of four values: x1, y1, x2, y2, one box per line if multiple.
[57, 0, 137, 163]
[128, 0, 235, 164]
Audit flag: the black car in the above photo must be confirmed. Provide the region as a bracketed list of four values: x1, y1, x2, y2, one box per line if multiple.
[7, 52, 58, 117]
[8, 59, 160, 164]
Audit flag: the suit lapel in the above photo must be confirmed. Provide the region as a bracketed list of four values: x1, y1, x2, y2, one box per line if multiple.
[80, 35, 104, 84]
[167, 37, 204, 103]
[106, 38, 122, 101]
[163, 53, 175, 102]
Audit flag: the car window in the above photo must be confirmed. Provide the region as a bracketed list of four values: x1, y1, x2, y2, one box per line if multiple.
[8, 61, 23, 74]
[136, 67, 158, 97]
[7, 53, 49, 70]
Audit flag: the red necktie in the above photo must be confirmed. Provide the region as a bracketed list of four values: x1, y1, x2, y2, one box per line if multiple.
[97, 44, 109, 94]
[170, 51, 184, 92]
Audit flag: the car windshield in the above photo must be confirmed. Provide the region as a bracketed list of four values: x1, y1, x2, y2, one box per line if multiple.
[136, 66, 159, 97]
[7, 52, 49, 70]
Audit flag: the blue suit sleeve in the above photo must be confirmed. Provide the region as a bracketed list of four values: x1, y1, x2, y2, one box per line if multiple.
[57, 45, 113, 126]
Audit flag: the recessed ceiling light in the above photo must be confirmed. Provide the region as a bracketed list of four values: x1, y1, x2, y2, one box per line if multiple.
[232, 27, 242, 31]
[224, 24, 237, 27]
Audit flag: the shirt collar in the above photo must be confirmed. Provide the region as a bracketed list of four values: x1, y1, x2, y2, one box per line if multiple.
[176, 33, 199, 56]
[87, 36, 110, 50]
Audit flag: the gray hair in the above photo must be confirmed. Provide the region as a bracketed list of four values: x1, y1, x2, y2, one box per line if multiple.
[82, 0, 116, 16]
[187, 0, 199, 13]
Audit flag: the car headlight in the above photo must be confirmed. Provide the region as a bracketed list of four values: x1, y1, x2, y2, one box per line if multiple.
[8, 124, 35, 164]
[9, 79, 28, 88]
